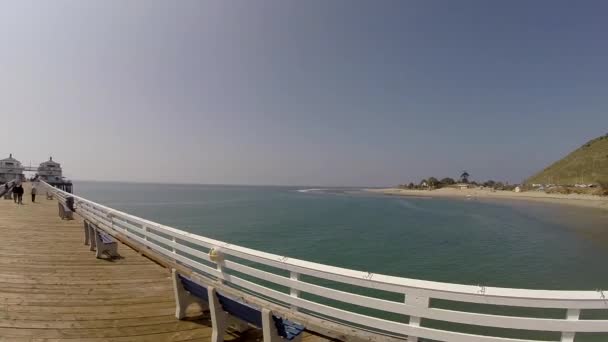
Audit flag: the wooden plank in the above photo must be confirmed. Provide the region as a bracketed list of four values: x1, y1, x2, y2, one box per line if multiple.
[1, 297, 174, 307]
[0, 321, 214, 338]
[0, 315, 206, 329]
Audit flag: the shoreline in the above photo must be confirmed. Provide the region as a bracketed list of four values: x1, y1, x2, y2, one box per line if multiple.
[366, 187, 608, 211]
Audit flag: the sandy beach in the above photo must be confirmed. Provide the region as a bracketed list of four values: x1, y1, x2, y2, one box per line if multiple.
[366, 187, 608, 211]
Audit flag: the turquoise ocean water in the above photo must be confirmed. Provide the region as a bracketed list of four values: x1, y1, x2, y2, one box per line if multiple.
[74, 181, 608, 290]
[74, 181, 608, 340]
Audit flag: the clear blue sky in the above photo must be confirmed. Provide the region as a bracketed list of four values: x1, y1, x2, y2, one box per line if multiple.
[1, 1, 606, 186]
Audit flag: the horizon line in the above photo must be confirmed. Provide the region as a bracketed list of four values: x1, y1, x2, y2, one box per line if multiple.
[70, 179, 387, 189]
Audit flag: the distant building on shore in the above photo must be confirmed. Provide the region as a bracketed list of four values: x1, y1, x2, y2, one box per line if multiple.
[0, 154, 25, 184]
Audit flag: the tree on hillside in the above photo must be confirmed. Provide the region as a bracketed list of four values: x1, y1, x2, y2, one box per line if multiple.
[483, 180, 496, 187]
[408, 182, 414, 189]
[440, 177, 456, 185]
[460, 171, 470, 184]
[597, 181, 608, 196]
[428, 177, 439, 189]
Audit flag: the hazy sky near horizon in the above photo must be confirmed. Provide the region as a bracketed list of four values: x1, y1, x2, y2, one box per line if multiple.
[1, 1, 607, 186]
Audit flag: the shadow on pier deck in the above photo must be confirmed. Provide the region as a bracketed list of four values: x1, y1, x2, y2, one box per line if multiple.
[0, 183, 329, 342]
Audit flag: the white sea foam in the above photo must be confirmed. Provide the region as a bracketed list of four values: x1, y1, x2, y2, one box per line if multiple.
[296, 188, 327, 193]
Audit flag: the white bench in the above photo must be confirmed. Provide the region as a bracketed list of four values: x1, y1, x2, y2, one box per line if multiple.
[172, 269, 305, 342]
[85, 221, 119, 259]
[58, 202, 73, 220]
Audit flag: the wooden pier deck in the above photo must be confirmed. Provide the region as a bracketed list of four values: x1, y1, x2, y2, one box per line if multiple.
[0, 184, 329, 342]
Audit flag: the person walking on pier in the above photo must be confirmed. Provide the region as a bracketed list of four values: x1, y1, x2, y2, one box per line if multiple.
[31, 184, 37, 203]
[12, 184, 18, 203]
[13, 183, 24, 205]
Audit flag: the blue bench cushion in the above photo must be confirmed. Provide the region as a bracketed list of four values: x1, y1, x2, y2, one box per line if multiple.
[99, 232, 114, 244]
[177, 274, 303, 339]
[178, 274, 209, 302]
[217, 293, 263, 327]
[273, 316, 305, 340]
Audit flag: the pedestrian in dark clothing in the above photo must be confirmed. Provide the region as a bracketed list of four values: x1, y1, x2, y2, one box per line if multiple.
[31, 185, 37, 203]
[13, 183, 24, 205]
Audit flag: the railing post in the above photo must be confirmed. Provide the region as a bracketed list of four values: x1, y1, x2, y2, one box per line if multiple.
[216, 260, 225, 285]
[209, 248, 225, 285]
[171, 236, 176, 254]
[290, 272, 300, 311]
[405, 294, 429, 342]
[561, 309, 580, 342]
[143, 226, 151, 251]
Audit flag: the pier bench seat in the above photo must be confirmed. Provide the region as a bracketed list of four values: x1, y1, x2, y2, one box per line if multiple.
[58, 201, 73, 220]
[87, 222, 96, 251]
[172, 270, 305, 342]
[84, 221, 91, 246]
[94, 229, 118, 259]
[85, 221, 119, 259]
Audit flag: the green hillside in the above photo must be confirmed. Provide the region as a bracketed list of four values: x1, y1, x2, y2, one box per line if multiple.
[526, 134, 608, 185]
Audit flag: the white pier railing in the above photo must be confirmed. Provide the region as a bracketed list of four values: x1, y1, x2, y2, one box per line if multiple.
[42, 181, 608, 342]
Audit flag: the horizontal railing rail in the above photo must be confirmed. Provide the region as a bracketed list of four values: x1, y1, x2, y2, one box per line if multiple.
[40, 181, 608, 342]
